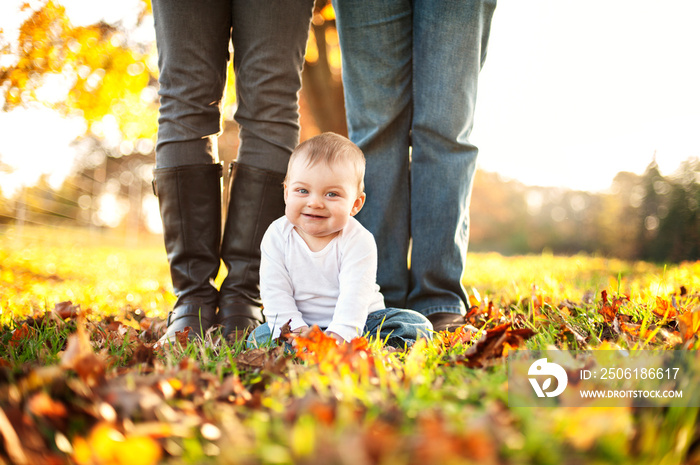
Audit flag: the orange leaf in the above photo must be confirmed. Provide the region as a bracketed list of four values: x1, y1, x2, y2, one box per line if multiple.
[436, 325, 476, 348]
[619, 321, 654, 340]
[502, 341, 516, 357]
[598, 290, 628, 323]
[293, 326, 341, 363]
[27, 392, 68, 419]
[468, 294, 481, 308]
[175, 327, 190, 346]
[293, 326, 374, 375]
[676, 311, 700, 342]
[653, 296, 677, 319]
[308, 399, 336, 425]
[598, 303, 616, 323]
[9, 323, 33, 347]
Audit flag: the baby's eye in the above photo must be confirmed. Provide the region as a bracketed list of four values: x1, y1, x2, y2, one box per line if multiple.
[296, 188, 309, 194]
[326, 192, 339, 198]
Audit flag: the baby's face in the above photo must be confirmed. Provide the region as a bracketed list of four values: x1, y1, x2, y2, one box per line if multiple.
[284, 154, 365, 249]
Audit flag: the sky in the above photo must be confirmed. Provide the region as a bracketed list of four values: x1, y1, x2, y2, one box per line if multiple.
[1, 0, 699, 196]
[470, 0, 700, 191]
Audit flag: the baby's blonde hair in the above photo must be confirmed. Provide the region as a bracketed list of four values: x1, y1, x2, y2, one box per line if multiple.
[286, 132, 366, 194]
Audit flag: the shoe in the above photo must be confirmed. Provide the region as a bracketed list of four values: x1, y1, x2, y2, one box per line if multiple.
[217, 163, 286, 341]
[428, 312, 468, 332]
[153, 164, 222, 342]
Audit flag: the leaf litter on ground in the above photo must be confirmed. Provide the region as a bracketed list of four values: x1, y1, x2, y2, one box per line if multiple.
[1, 234, 700, 464]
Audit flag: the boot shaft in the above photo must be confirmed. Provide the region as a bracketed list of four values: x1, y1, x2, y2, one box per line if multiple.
[153, 163, 223, 309]
[220, 162, 286, 307]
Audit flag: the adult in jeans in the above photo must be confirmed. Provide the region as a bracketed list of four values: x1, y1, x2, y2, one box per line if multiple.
[332, 1, 497, 331]
[151, 0, 314, 342]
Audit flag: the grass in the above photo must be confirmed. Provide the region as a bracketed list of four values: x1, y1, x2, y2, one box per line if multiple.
[1, 225, 699, 464]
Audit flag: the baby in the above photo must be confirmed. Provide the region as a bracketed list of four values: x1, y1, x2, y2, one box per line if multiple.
[247, 132, 432, 347]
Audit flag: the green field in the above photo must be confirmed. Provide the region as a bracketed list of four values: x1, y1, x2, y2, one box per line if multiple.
[1, 226, 699, 465]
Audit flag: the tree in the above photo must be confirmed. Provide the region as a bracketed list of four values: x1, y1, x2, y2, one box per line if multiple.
[655, 159, 700, 262]
[599, 171, 643, 259]
[1, 1, 158, 141]
[636, 158, 666, 259]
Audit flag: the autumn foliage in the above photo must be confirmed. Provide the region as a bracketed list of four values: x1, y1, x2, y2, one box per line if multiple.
[1, 242, 699, 464]
[1, 1, 158, 140]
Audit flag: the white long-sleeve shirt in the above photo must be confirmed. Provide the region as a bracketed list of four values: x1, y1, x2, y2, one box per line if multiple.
[260, 216, 386, 342]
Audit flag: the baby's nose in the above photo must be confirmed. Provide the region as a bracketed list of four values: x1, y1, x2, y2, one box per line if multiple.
[307, 194, 324, 208]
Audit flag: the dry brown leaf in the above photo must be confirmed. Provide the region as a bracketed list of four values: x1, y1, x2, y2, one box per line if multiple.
[454, 324, 535, 368]
[53, 301, 81, 319]
[9, 323, 33, 347]
[60, 317, 106, 387]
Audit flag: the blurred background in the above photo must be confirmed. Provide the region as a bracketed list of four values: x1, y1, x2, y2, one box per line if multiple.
[0, 0, 698, 262]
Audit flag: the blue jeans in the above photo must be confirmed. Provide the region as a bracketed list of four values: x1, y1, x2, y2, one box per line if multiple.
[247, 308, 433, 349]
[152, 0, 314, 172]
[332, 0, 496, 318]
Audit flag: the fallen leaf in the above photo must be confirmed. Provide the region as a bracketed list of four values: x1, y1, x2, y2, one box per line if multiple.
[60, 317, 106, 387]
[27, 392, 68, 419]
[73, 422, 162, 465]
[676, 310, 700, 342]
[453, 324, 535, 368]
[653, 296, 678, 319]
[598, 290, 616, 322]
[277, 319, 294, 345]
[53, 301, 81, 319]
[175, 327, 190, 346]
[0, 407, 29, 465]
[293, 326, 342, 363]
[9, 323, 33, 347]
[292, 327, 375, 377]
[218, 374, 253, 405]
[436, 325, 477, 348]
[234, 348, 270, 370]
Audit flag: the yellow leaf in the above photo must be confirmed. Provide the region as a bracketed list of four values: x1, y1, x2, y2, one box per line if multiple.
[404, 337, 427, 380]
[71, 436, 92, 465]
[117, 435, 162, 465]
[89, 423, 125, 463]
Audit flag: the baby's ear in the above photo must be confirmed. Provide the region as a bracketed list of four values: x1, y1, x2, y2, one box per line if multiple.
[350, 192, 366, 216]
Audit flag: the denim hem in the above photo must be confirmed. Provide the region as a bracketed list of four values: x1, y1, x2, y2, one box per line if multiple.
[420, 305, 465, 317]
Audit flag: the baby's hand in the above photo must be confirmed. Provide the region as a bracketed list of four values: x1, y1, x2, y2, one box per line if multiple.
[324, 331, 345, 344]
[290, 325, 310, 346]
[292, 325, 310, 335]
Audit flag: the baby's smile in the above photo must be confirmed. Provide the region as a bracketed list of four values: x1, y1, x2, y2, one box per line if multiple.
[302, 212, 327, 219]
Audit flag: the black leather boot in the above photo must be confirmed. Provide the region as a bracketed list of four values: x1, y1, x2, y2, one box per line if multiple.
[218, 162, 286, 341]
[153, 164, 222, 342]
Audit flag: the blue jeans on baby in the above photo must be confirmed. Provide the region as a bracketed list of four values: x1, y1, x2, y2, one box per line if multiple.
[332, 0, 496, 319]
[247, 308, 433, 349]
